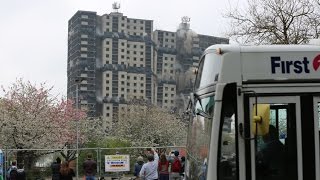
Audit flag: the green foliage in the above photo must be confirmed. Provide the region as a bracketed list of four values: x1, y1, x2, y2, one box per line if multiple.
[78, 137, 133, 175]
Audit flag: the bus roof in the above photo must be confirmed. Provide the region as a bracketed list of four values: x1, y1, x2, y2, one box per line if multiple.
[205, 44, 320, 53]
[196, 44, 320, 88]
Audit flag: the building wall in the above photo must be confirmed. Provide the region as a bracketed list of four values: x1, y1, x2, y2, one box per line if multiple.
[98, 12, 155, 129]
[154, 29, 228, 111]
[67, 11, 97, 117]
[68, 10, 228, 129]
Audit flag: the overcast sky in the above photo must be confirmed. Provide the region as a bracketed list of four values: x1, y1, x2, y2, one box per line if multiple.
[0, 0, 243, 97]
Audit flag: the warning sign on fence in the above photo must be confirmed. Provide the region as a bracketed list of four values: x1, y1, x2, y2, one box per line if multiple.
[105, 155, 130, 172]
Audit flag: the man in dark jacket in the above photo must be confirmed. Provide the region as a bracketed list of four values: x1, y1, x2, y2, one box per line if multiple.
[7, 161, 17, 180]
[16, 164, 26, 180]
[51, 157, 61, 180]
[134, 156, 144, 178]
[83, 153, 97, 180]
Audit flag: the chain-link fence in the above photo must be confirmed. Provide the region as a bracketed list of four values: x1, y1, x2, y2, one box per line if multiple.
[1, 146, 186, 179]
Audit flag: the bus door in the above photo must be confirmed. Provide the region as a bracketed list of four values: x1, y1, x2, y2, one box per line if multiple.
[246, 96, 301, 180]
[314, 96, 320, 180]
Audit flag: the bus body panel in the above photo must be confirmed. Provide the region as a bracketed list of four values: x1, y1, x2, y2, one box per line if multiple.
[188, 44, 320, 180]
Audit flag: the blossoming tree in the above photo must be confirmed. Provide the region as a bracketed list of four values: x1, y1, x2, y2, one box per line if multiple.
[0, 79, 104, 166]
[111, 101, 187, 147]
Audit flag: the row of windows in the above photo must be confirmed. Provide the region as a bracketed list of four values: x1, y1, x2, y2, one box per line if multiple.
[164, 63, 174, 67]
[128, 76, 144, 80]
[164, 69, 174, 74]
[105, 74, 145, 80]
[105, 48, 145, 55]
[104, 94, 145, 101]
[104, 61, 145, 67]
[105, 82, 145, 87]
[105, 88, 145, 93]
[127, 51, 144, 55]
[159, 38, 175, 43]
[164, 93, 175, 97]
[130, 64, 144, 67]
[160, 45, 175, 48]
[128, 57, 144, 61]
[107, 54, 145, 60]
[105, 54, 144, 61]
[106, 54, 146, 63]
[163, 57, 175, 61]
[106, 104, 137, 111]
[127, 25, 144, 30]
[105, 29, 145, 36]
[105, 22, 145, 30]
[106, 41, 146, 48]
[161, 32, 175, 36]
[106, 22, 143, 30]
[105, 41, 145, 49]
[128, 44, 145, 48]
[164, 87, 175, 91]
[105, 16, 145, 24]
[163, 100, 175, 104]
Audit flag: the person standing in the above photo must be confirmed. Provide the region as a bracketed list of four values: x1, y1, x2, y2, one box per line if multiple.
[51, 157, 61, 180]
[134, 156, 144, 179]
[158, 153, 169, 180]
[170, 151, 181, 180]
[139, 148, 159, 180]
[59, 161, 75, 180]
[16, 164, 26, 180]
[256, 125, 285, 180]
[7, 161, 17, 180]
[180, 156, 185, 178]
[83, 153, 97, 180]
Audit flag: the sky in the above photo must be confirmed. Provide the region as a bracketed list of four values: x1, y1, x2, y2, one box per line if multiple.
[0, 0, 243, 98]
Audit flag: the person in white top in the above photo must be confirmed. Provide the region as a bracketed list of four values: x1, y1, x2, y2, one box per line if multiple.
[139, 148, 159, 180]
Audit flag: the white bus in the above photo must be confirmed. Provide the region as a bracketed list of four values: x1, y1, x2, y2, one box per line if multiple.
[185, 44, 320, 180]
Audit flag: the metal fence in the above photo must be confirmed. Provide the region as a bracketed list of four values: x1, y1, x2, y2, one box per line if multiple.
[1, 146, 186, 179]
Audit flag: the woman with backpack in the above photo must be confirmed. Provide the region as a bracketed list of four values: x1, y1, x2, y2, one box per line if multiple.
[158, 153, 169, 180]
[7, 161, 17, 180]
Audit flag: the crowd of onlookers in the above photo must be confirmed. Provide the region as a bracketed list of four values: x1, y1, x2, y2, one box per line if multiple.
[5, 161, 26, 180]
[51, 153, 97, 180]
[5, 153, 96, 180]
[134, 148, 185, 180]
[5, 149, 184, 180]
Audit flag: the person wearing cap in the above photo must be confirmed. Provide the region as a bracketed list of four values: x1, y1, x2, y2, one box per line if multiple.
[134, 156, 144, 179]
[139, 148, 159, 180]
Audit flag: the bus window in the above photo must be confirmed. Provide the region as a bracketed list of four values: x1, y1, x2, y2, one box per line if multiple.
[268, 107, 287, 145]
[218, 83, 238, 180]
[186, 95, 214, 179]
[255, 103, 297, 180]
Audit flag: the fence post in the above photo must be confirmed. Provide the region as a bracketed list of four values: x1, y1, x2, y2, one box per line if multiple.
[96, 148, 99, 178]
[98, 147, 102, 178]
[4, 147, 7, 179]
